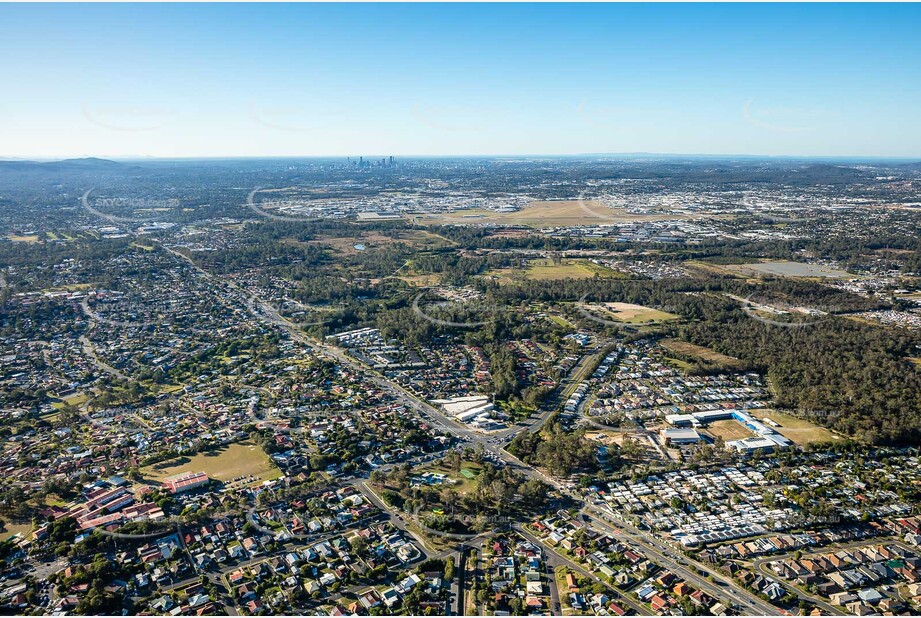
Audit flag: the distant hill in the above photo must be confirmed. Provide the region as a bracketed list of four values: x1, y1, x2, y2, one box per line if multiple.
[583, 160, 871, 186]
[0, 157, 124, 172]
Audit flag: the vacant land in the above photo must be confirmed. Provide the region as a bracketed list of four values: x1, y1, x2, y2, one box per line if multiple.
[686, 260, 852, 280]
[589, 301, 679, 324]
[684, 261, 751, 279]
[727, 261, 852, 279]
[396, 274, 442, 286]
[526, 259, 604, 280]
[584, 430, 631, 446]
[420, 200, 707, 228]
[485, 258, 623, 283]
[548, 314, 576, 328]
[753, 410, 840, 445]
[299, 229, 453, 255]
[706, 420, 753, 441]
[663, 356, 695, 372]
[141, 441, 281, 484]
[661, 339, 746, 369]
[390, 229, 456, 248]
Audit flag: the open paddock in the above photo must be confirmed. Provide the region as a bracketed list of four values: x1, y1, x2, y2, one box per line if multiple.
[525, 258, 607, 280]
[484, 258, 624, 283]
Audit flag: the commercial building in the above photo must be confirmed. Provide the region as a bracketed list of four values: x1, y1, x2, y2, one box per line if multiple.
[659, 428, 702, 446]
[163, 471, 209, 494]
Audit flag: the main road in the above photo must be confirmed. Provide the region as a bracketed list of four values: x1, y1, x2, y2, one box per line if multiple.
[162, 242, 783, 617]
[516, 525, 646, 615]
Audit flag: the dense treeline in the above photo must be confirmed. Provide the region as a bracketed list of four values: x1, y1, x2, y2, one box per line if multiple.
[190, 237, 327, 274]
[489, 275, 881, 320]
[485, 274, 919, 444]
[747, 278, 884, 312]
[679, 314, 921, 445]
[508, 422, 602, 476]
[374, 453, 550, 534]
[0, 236, 137, 296]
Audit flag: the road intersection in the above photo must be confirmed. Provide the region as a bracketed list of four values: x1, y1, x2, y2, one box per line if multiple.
[160, 241, 786, 616]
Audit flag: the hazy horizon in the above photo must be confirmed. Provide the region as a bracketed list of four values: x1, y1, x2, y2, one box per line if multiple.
[4, 152, 921, 163]
[2, 3, 920, 159]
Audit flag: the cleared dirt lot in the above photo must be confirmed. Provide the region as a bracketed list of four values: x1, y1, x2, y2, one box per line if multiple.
[661, 339, 746, 369]
[581, 301, 679, 324]
[753, 410, 840, 445]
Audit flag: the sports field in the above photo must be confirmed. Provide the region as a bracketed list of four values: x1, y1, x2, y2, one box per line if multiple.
[1, 523, 34, 541]
[141, 441, 282, 484]
[52, 392, 91, 409]
[706, 420, 753, 441]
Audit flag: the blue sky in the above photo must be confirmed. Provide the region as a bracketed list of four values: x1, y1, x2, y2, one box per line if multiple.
[1, 3, 920, 159]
